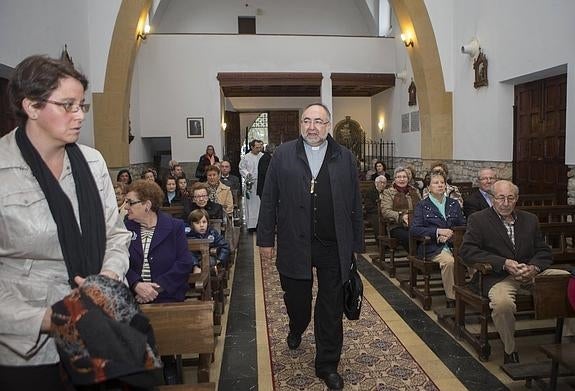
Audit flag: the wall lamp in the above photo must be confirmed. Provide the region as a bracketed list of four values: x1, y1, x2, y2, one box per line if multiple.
[401, 33, 414, 47]
[137, 24, 151, 40]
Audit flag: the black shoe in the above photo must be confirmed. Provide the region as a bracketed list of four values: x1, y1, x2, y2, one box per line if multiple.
[503, 351, 520, 364]
[316, 371, 343, 390]
[286, 332, 301, 350]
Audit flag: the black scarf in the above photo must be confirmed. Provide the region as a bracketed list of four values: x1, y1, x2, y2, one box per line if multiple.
[16, 127, 106, 287]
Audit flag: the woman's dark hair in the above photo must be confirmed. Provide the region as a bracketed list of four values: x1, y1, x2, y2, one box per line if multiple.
[116, 169, 132, 184]
[8, 55, 88, 126]
[430, 161, 449, 177]
[188, 208, 210, 225]
[127, 179, 164, 212]
[205, 165, 220, 175]
[374, 160, 386, 171]
[164, 175, 177, 190]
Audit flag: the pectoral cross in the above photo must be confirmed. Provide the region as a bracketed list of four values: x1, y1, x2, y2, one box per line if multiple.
[310, 178, 316, 194]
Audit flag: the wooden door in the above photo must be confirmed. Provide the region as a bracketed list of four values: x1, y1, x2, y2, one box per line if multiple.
[0, 77, 16, 137]
[267, 111, 299, 146]
[514, 74, 567, 203]
[224, 110, 241, 177]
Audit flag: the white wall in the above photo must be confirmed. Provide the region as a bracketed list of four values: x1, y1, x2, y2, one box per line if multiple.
[0, 0, 121, 147]
[332, 97, 372, 135]
[425, 0, 575, 163]
[154, 0, 370, 36]
[134, 34, 397, 164]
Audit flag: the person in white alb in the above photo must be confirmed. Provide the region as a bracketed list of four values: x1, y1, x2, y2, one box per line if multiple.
[238, 139, 263, 231]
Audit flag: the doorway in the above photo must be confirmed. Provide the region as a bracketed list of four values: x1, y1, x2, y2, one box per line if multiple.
[513, 74, 567, 202]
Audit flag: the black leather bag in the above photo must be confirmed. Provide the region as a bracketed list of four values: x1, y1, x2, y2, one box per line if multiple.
[343, 258, 363, 320]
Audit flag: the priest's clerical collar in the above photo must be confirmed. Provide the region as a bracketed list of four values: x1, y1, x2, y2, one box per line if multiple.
[304, 139, 328, 151]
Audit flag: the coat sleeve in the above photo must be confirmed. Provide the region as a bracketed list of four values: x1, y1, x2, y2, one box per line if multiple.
[256, 151, 279, 248]
[214, 230, 231, 265]
[154, 221, 196, 295]
[459, 213, 507, 271]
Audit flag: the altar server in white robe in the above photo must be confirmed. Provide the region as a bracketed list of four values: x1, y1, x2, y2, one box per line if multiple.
[239, 139, 263, 231]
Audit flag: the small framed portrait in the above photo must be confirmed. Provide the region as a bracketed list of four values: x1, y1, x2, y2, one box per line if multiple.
[187, 117, 204, 138]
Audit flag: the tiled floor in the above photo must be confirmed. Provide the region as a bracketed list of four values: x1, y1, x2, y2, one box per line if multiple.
[208, 232, 575, 390]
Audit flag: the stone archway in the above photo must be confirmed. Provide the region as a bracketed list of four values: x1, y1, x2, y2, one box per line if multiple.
[93, 0, 151, 168]
[388, 0, 453, 161]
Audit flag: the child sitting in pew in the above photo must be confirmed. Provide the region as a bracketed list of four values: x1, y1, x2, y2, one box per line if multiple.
[187, 208, 230, 272]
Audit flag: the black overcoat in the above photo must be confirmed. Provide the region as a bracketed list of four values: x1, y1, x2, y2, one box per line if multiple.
[256, 135, 364, 284]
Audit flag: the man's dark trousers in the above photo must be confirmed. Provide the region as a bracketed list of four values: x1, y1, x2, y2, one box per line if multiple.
[279, 239, 343, 374]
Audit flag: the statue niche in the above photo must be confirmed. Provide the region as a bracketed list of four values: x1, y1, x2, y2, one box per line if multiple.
[333, 116, 364, 160]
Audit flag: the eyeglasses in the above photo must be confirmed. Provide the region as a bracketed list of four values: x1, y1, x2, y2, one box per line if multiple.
[125, 199, 143, 206]
[194, 195, 208, 200]
[302, 118, 329, 127]
[493, 195, 517, 203]
[41, 99, 91, 113]
[479, 176, 497, 181]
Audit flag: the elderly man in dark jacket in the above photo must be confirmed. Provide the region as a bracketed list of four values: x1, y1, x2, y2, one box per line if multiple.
[257, 103, 364, 391]
[460, 180, 570, 364]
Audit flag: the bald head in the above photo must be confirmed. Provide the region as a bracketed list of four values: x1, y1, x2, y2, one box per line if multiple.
[491, 180, 519, 217]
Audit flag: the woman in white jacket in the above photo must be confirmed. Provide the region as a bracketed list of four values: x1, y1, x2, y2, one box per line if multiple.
[0, 55, 130, 390]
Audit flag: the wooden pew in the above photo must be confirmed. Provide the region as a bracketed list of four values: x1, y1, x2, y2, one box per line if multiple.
[517, 205, 575, 223]
[516, 193, 557, 206]
[140, 301, 215, 389]
[451, 221, 575, 361]
[187, 239, 211, 302]
[502, 274, 575, 389]
[161, 204, 186, 220]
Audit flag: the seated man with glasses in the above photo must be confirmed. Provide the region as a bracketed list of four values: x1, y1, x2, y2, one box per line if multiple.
[460, 180, 571, 364]
[463, 167, 497, 217]
[183, 182, 224, 222]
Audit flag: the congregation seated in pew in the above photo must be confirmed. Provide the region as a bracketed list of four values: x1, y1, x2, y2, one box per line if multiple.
[123, 179, 201, 385]
[410, 170, 466, 307]
[459, 180, 573, 365]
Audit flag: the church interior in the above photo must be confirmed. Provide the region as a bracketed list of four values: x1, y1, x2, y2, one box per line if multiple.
[1, 0, 575, 390]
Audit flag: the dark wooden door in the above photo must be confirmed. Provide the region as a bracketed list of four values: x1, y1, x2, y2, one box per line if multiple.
[267, 111, 299, 146]
[514, 74, 567, 203]
[0, 77, 16, 137]
[224, 110, 241, 177]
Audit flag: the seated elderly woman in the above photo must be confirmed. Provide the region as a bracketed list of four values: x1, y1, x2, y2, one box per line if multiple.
[410, 171, 466, 307]
[183, 182, 224, 222]
[422, 162, 463, 207]
[205, 165, 234, 217]
[124, 179, 200, 304]
[380, 167, 422, 250]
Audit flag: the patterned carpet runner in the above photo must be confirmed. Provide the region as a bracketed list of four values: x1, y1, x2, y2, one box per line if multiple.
[260, 258, 439, 390]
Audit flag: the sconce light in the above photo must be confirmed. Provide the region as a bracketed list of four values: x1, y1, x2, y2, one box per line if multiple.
[461, 37, 480, 58]
[378, 118, 385, 132]
[137, 24, 151, 40]
[401, 32, 414, 47]
[222, 122, 227, 131]
[395, 69, 408, 82]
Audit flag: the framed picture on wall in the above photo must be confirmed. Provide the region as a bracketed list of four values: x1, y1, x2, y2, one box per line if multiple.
[187, 117, 204, 138]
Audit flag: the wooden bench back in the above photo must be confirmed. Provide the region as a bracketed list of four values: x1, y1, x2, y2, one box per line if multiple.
[533, 274, 575, 320]
[140, 301, 214, 356]
[540, 222, 575, 265]
[516, 193, 557, 206]
[187, 239, 211, 300]
[160, 204, 186, 219]
[517, 205, 575, 223]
